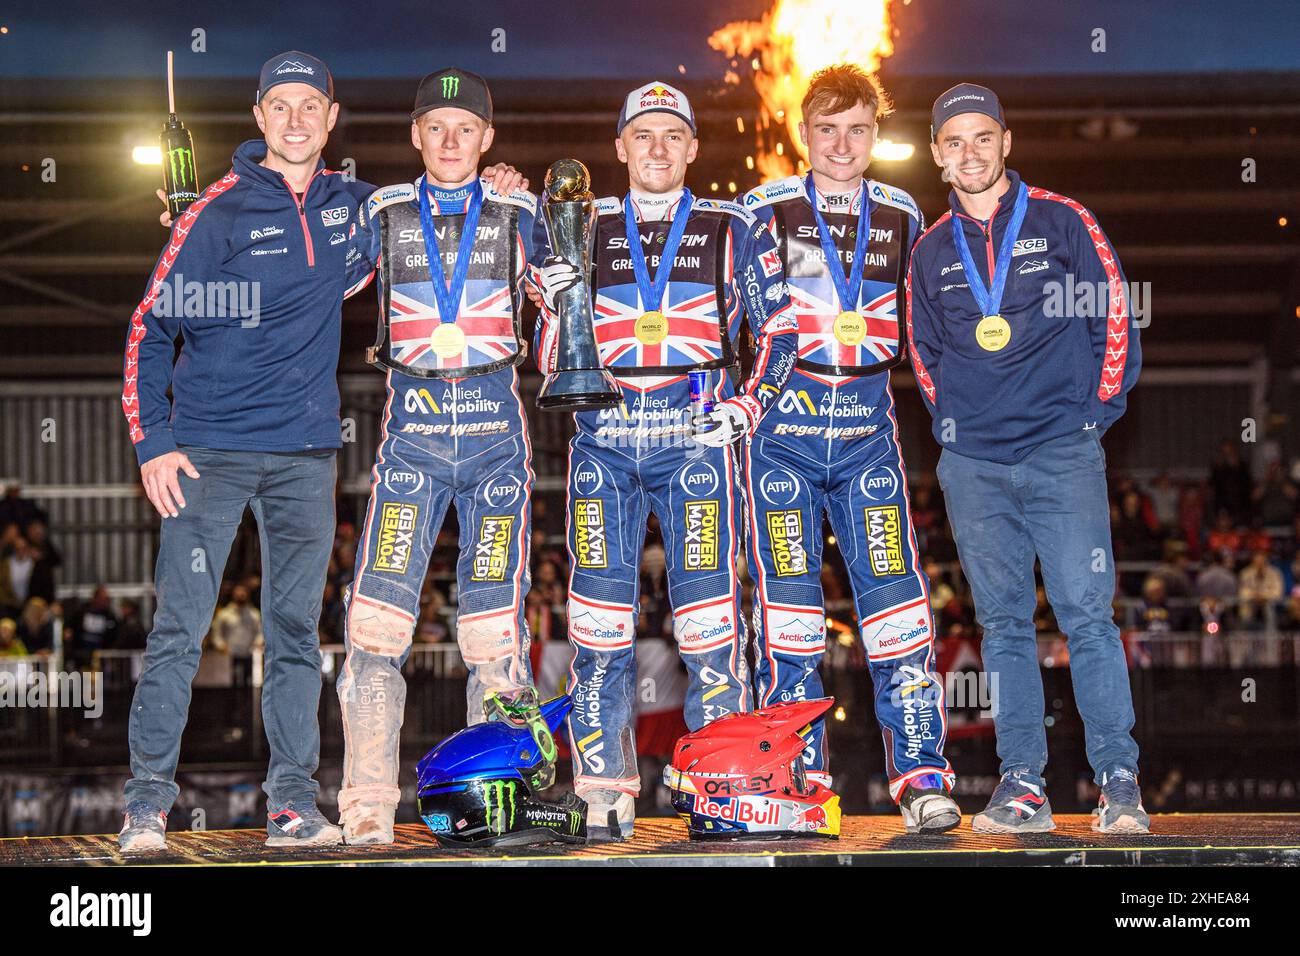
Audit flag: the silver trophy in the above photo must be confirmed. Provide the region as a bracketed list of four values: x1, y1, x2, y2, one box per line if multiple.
[536, 159, 620, 410]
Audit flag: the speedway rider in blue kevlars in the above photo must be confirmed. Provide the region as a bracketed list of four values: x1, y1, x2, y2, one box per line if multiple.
[536, 81, 798, 840]
[337, 68, 554, 845]
[741, 66, 959, 832]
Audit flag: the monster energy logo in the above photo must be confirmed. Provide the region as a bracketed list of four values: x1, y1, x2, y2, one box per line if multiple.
[168, 147, 194, 186]
[481, 779, 516, 834]
[442, 75, 459, 98]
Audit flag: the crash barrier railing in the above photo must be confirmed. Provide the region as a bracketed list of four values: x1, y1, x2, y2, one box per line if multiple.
[80, 630, 1300, 688]
[1112, 595, 1285, 632]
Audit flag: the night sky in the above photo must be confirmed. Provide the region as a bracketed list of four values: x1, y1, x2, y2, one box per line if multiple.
[1, 0, 1297, 80]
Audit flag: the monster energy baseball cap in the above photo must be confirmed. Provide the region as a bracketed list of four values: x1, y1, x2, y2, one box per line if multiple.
[257, 51, 334, 103]
[412, 67, 493, 123]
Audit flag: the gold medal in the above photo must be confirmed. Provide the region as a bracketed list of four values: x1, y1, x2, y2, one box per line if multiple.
[975, 314, 1011, 352]
[429, 322, 467, 359]
[635, 310, 668, 345]
[833, 309, 866, 346]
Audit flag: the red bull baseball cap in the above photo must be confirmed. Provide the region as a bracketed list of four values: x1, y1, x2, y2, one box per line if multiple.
[617, 81, 696, 135]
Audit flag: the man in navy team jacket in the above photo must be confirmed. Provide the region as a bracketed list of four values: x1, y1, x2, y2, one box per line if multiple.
[118, 51, 376, 852]
[907, 83, 1148, 834]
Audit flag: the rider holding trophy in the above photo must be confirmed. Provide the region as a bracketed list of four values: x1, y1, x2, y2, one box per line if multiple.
[535, 81, 798, 840]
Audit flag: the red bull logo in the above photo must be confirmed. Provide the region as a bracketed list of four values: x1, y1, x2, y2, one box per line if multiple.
[691, 794, 782, 827]
[798, 806, 829, 831]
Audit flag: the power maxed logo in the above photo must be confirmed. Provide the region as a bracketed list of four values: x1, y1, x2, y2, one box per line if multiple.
[471, 516, 513, 582]
[573, 499, 607, 569]
[372, 502, 418, 574]
[683, 500, 719, 571]
[766, 510, 807, 576]
[864, 505, 905, 576]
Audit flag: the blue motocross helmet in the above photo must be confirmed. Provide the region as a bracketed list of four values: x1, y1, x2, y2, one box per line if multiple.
[417, 693, 587, 847]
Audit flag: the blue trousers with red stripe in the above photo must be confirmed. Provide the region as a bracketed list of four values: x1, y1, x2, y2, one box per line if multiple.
[745, 387, 953, 800]
[337, 368, 534, 823]
[564, 424, 751, 799]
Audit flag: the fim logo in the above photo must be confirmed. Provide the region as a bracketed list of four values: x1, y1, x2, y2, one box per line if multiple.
[372, 502, 418, 574]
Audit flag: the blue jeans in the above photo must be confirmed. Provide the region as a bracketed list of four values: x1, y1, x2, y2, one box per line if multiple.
[936, 429, 1138, 784]
[124, 446, 336, 813]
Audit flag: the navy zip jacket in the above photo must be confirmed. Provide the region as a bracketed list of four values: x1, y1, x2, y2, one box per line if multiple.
[122, 139, 375, 466]
[906, 168, 1141, 464]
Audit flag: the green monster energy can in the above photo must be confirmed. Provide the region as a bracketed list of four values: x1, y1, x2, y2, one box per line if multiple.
[161, 114, 199, 218]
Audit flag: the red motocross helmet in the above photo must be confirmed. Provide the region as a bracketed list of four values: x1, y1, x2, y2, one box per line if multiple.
[663, 698, 841, 839]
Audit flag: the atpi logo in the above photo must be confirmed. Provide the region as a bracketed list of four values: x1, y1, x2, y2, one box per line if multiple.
[383, 467, 425, 496]
[759, 469, 800, 506]
[572, 460, 604, 496]
[859, 466, 898, 502]
[481, 474, 522, 508]
[679, 461, 718, 497]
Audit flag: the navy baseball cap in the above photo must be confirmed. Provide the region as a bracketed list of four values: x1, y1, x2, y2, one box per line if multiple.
[617, 81, 696, 135]
[930, 83, 1005, 140]
[257, 51, 334, 103]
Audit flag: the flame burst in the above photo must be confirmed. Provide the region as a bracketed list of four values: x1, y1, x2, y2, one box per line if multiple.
[710, 0, 897, 181]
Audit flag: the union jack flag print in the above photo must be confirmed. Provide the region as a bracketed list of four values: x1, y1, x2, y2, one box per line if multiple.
[790, 278, 900, 367]
[386, 278, 516, 371]
[592, 279, 728, 369]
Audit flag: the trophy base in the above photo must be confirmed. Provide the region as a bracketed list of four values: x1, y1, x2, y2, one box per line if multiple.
[537, 368, 622, 410]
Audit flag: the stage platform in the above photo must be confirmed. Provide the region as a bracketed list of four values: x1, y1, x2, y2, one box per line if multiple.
[4, 814, 1299, 866]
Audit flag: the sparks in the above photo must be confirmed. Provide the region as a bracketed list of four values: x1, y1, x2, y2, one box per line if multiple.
[710, 0, 896, 180]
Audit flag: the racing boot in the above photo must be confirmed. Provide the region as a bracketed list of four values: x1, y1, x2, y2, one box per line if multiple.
[898, 773, 961, 833]
[582, 788, 636, 844]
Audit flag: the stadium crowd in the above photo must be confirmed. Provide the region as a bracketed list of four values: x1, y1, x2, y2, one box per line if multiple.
[3, 440, 1300, 670]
